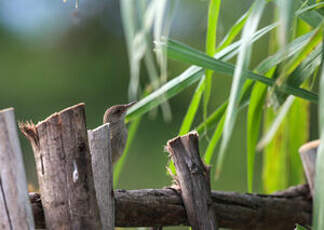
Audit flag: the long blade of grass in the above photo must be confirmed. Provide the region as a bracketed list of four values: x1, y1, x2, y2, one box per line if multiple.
[178, 12, 252, 136]
[296, 0, 323, 28]
[204, 0, 221, 122]
[287, 43, 322, 86]
[138, 0, 173, 122]
[247, 82, 267, 192]
[262, 45, 319, 192]
[153, 0, 168, 82]
[287, 97, 309, 185]
[247, 36, 319, 191]
[257, 95, 295, 150]
[153, 0, 177, 84]
[256, 30, 314, 73]
[200, 82, 253, 165]
[217, 23, 278, 61]
[286, 24, 322, 76]
[258, 42, 322, 151]
[196, 102, 228, 134]
[179, 32, 320, 140]
[285, 17, 312, 187]
[120, 0, 140, 99]
[262, 107, 289, 193]
[178, 78, 205, 135]
[313, 37, 324, 230]
[202, 1, 248, 167]
[246, 67, 276, 192]
[204, 115, 225, 164]
[284, 19, 316, 186]
[166, 39, 318, 102]
[197, 23, 320, 183]
[126, 66, 203, 122]
[126, 23, 277, 123]
[196, 80, 255, 135]
[178, 14, 254, 136]
[296, 2, 324, 16]
[113, 115, 142, 187]
[271, 0, 294, 102]
[199, 79, 254, 162]
[277, 0, 295, 45]
[216, 13, 248, 52]
[277, 23, 323, 85]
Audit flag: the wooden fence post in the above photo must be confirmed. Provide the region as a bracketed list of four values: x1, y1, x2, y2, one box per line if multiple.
[88, 123, 114, 229]
[0, 108, 35, 229]
[299, 139, 320, 196]
[166, 131, 218, 230]
[20, 103, 101, 229]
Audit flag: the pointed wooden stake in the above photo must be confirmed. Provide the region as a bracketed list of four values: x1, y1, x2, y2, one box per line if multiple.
[166, 131, 218, 230]
[88, 123, 114, 229]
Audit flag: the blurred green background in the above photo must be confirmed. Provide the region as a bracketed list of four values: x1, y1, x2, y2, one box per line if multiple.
[0, 0, 286, 228]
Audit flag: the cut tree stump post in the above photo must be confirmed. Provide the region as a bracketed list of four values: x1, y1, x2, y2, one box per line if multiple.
[166, 131, 218, 230]
[0, 108, 35, 229]
[299, 139, 320, 196]
[88, 123, 114, 230]
[20, 103, 101, 230]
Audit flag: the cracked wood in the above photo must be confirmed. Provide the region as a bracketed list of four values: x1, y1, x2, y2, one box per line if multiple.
[20, 103, 101, 230]
[166, 131, 218, 230]
[0, 108, 35, 229]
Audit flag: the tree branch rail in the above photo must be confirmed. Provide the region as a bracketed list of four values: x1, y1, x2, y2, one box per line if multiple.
[30, 184, 312, 230]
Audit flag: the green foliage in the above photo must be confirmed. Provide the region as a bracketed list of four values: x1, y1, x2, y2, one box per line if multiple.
[262, 106, 289, 192]
[164, 39, 318, 102]
[287, 98, 308, 185]
[114, 115, 142, 187]
[260, 3, 322, 195]
[120, 2, 324, 223]
[313, 29, 324, 230]
[178, 78, 204, 136]
[247, 68, 275, 192]
[295, 224, 308, 230]
[217, 0, 265, 177]
[204, 0, 221, 123]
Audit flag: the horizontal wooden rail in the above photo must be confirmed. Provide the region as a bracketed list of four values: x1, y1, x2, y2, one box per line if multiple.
[30, 184, 311, 230]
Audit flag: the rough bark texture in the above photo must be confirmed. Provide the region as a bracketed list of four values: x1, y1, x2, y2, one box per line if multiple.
[166, 131, 218, 230]
[88, 123, 114, 230]
[20, 103, 101, 230]
[299, 140, 319, 196]
[29, 184, 312, 229]
[0, 108, 35, 229]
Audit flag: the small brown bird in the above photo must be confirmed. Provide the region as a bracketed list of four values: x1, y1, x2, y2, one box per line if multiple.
[103, 102, 136, 165]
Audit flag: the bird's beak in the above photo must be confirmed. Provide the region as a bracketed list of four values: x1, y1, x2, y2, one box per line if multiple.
[125, 101, 136, 109]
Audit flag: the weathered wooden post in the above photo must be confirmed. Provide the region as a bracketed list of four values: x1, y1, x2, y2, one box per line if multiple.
[20, 103, 101, 229]
[0, 108, 35, 229]
[299, 139, 320, 196]
[88, 123, 114, 229]
[166, 131, 218, 230]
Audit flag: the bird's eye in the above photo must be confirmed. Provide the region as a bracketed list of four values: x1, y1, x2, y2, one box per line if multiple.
[114, 109, 121, 114]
